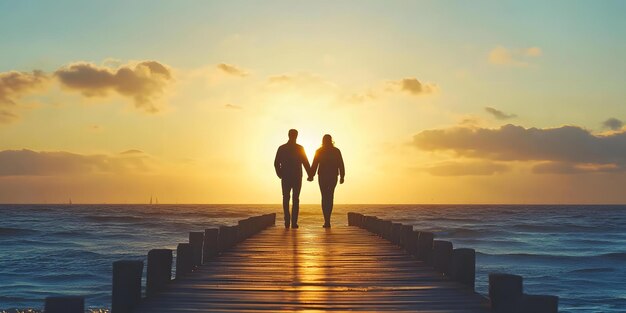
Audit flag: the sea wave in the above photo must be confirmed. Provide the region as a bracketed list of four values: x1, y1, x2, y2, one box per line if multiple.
[0, 227, 32, 236]
[602, 252, 626, 260]
[438, 227, 507, 238]
[35, 272, 103, 282]
[43, 249, 106, 259]
[477, 251, 626, 262]
[510, 223, 602, 233]
[83, 215, 145, 223]
[569, 267, 616, 273]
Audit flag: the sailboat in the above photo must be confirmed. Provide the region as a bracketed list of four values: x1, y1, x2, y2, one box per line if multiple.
[155, 196, 159, 205]
[149, 195, 153, 205]
[69, 198, 72, 206]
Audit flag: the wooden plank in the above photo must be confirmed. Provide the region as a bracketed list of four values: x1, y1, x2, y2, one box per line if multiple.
[133, 225, 489, 312]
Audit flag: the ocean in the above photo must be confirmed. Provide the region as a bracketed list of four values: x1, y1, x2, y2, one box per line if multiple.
[0, 204, 624, 312]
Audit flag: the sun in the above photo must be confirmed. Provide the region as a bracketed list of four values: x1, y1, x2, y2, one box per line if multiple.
[296, 132, 321, 162]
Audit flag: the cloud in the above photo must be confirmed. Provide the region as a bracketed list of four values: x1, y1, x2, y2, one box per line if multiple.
[267, 73, 329, 85]
[532, 161, 620, 174]
[267, 74, 292, 84]
[488, 46, 542, 67]
[458, 116, 483, 127]
[342, 91, 377, 104]
[224, 104, 242, 110]
[216, 63, 248, 77]
[390, 78, 438, 96]
[266, 72, 381, 107]
[485, 107, 517, 120]
[266, 72, 339, 93]
[0, 70, 50, 123]
[0, 149, 151, 176]
[55, 61, 172, 113]
[413, 124, 626, 174]
[265, 73, 436, 106]
[120, 149, 144, 155]
[524, 47, 542, 57]
[0, 110, 20, 124]
[603, 118, 623, 131]
[0, 70, 49, 106]
[421, 161, 510, 176]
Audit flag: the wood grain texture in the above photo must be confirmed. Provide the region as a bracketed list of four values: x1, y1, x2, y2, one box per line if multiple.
[133, 225, 490, 312]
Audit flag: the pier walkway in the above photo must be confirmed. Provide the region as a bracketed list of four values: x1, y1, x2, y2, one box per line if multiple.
[132, 222, 490, 313]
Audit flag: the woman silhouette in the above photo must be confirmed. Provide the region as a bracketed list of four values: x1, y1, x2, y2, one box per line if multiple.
[309, 134, 345, 228]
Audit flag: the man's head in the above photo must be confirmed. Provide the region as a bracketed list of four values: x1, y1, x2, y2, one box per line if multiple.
[288, 129, 298, 142]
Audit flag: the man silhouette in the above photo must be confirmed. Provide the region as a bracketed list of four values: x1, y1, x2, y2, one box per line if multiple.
[274, 129, 311, 228]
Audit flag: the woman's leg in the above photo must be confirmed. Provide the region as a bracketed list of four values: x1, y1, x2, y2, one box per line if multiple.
[326, 177, 338, 224]
[319, 176, 338, 226]
[318, 178, 330, 224]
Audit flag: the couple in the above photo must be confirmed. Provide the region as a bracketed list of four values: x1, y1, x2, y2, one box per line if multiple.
[274, 129, 345, 229]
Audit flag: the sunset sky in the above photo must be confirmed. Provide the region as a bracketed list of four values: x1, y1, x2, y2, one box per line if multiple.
[1, 1, 625, 204]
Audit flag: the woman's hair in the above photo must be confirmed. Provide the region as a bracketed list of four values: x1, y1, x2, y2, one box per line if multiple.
[322, 134, 334, 147]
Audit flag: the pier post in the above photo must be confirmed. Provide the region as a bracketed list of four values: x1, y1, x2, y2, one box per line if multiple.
[203, 228, 219, 262]
[356, 213, 365, 228]
[518, 294, 559, 313]
[348, 212, 356, 226]
[238, 218, 250, 242]
[189, 232, 204, 267]
[450, 248, 475, 289]
[44, 296, 84, 313]
[218, 225, 230, 252]
[363, 216, 372, 231]
[382, 220, 393, 240]
[391, 223, 403, 245]
[112, 260, 143, 313]
[176, 243, 194, 277]
[232, 225, 241, 245]
[401, 225, 414, 251]
[256, 215, 264, 232]
[432, 240, 453, 275]
[146, 249, 172, 296]
[488, 273, 523, 313]
[367, 216, 375, 231]
[407, 231, 419, 256]
[219, 225, 239, 251]
[416, 231, 434, 263]
[250, 216, 259, 235]
[372, 218, 382, 235]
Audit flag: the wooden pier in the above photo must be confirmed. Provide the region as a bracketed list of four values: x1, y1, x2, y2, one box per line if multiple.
[45, 212, 559, 313]
[133, 221, 489, 312]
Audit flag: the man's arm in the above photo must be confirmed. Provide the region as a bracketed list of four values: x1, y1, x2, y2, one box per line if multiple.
[274, 147, 282, 178]
[338, 149, 345, 184]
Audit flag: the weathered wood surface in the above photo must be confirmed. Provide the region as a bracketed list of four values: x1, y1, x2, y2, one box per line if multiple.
[133, 225, 490, 312]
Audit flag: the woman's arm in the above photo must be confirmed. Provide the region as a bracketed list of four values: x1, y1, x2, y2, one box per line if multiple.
[338, 149, 345, 183]
[309, 149, 320, 180]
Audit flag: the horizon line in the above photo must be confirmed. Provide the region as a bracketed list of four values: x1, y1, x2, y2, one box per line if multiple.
[1, 203, 625, 206]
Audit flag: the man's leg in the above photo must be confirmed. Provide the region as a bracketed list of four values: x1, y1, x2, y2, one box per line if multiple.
[281, 178, 291, 227]
[291, 178, 302, 226]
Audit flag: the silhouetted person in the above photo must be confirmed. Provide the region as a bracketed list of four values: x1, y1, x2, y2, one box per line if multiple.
[274, 129, 311, 228]
[309, 134, 345, 228]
